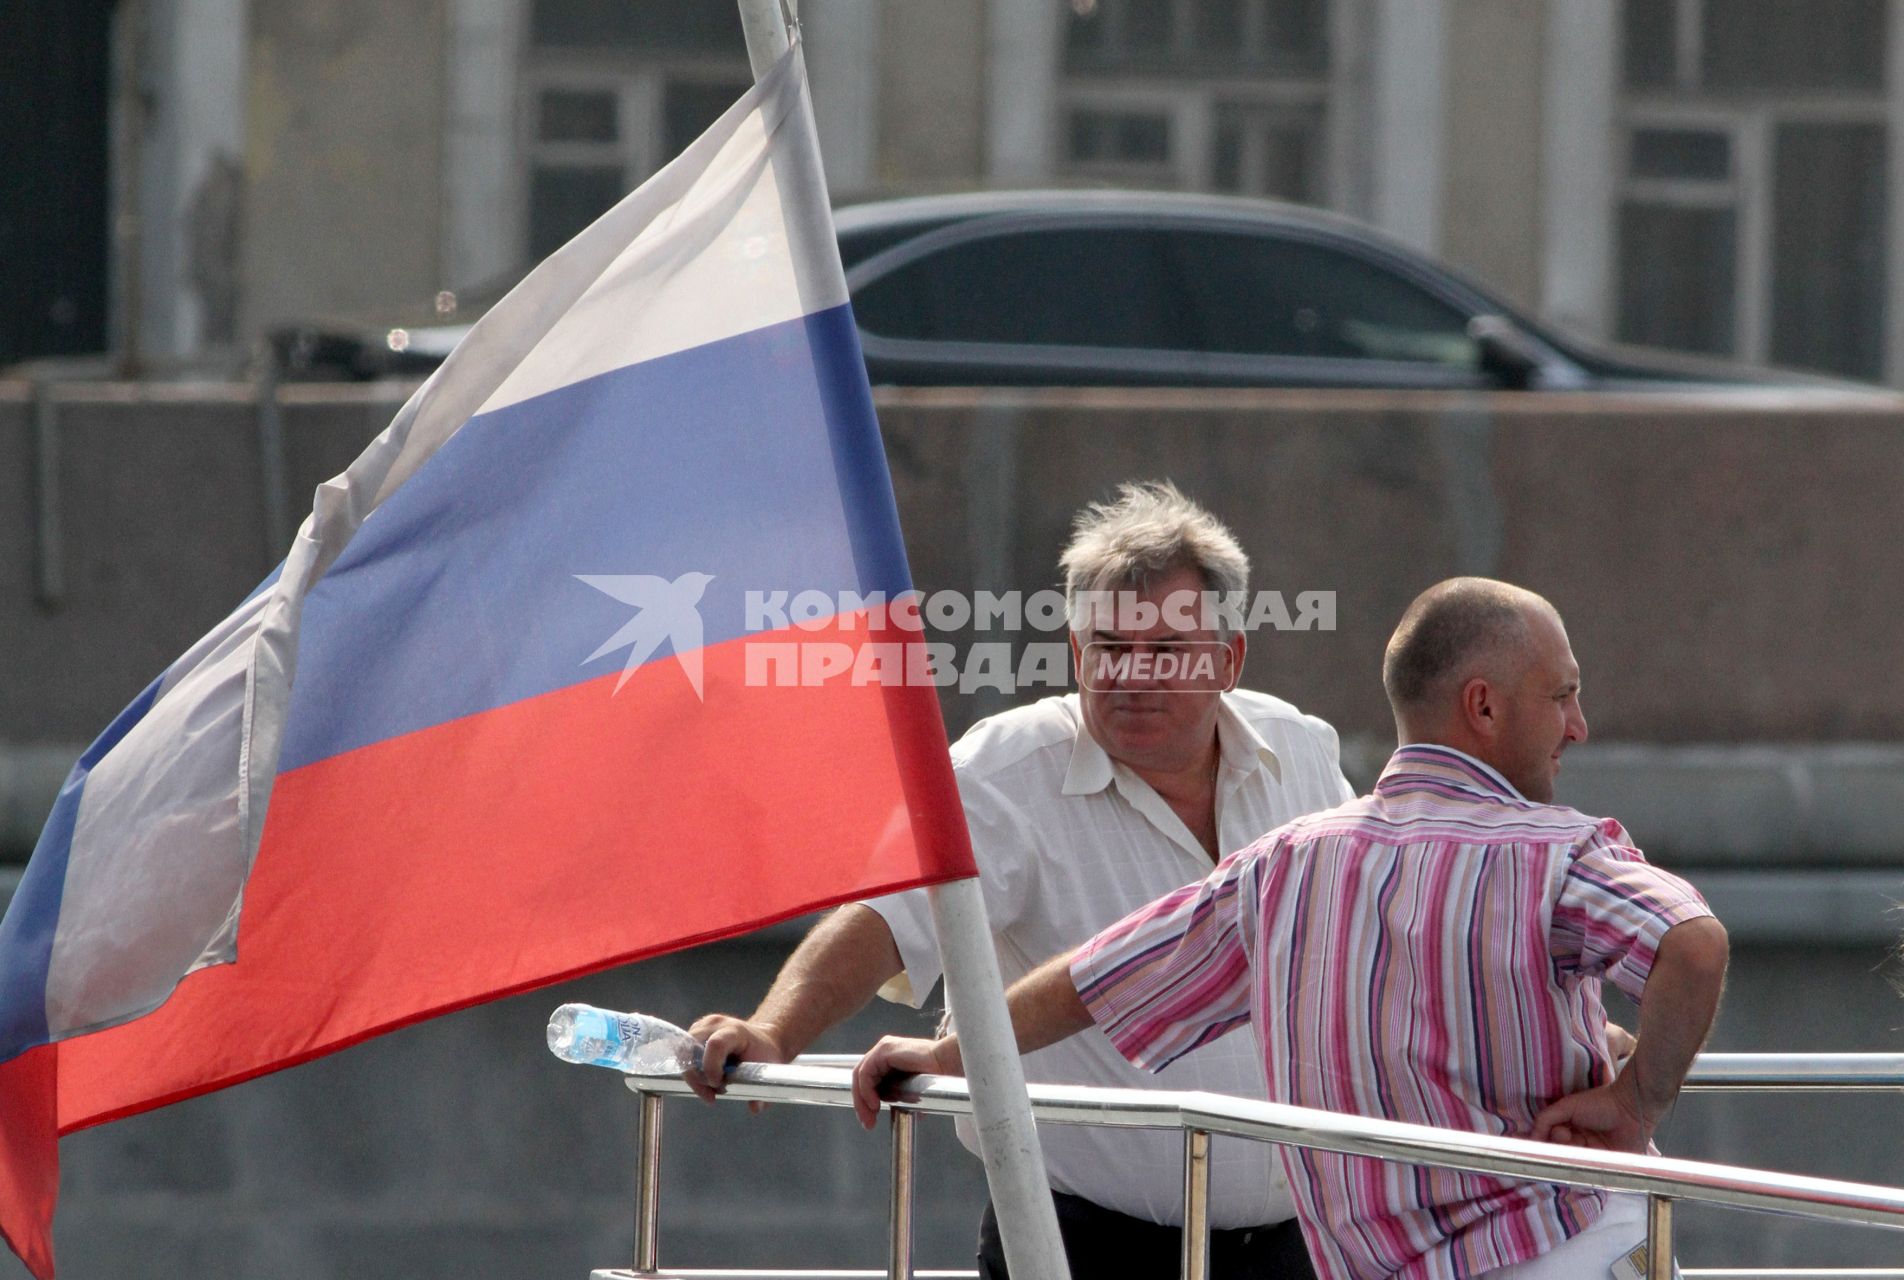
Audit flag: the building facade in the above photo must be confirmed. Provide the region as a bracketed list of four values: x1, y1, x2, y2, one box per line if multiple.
[106, 0, 1904, 385]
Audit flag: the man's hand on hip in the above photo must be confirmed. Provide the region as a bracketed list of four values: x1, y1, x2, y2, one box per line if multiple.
[1530, 1071, 1650, 1154]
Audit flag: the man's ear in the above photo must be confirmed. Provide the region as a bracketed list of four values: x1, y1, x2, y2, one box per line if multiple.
[1459, 676, 1496, 739]
[1224, 633, 1246, 691]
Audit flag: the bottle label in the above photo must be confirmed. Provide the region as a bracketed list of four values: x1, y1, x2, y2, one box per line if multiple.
[571, 1008, 644, 1068]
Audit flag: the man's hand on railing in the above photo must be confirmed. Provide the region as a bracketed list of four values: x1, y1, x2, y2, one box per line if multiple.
[851, 1035, 963, 1130]
[685, 906, 911, 1113]
[1529, 1070, 1651, 1154]
[687, 1014, 789, 1111]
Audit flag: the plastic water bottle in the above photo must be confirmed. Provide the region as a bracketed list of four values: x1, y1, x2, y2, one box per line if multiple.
[547, 1003, 703, 1076]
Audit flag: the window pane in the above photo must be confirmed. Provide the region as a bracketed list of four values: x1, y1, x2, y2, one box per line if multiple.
[1068, 0, 1329, 73]
[1209, 104, 1324, 202]
[1771, 122, 1886, 379]
[1123, 0, 1177, 56]
[529, 165, 624, 261]
[1066, 1, 1111, 56]
[530, 0, 745, 53]
[1068, 109, 1171, 165]
[663, 79, 752, 160]
[1618, 202, 1736, 355]
[1169, 232, 1476, 362]
[1622, 0, 1677, 90]
[1258, 127, 1318, 202]
[1213, 120, 1244, 191]
[1191, 0, 1246, 54]
[1703, 0, 1883, 92]
[850, 229, 1184, 348]
[1629, 128, 1729, 181]
[1260, 0, 1330, 74]
[538, 90, 617, 144]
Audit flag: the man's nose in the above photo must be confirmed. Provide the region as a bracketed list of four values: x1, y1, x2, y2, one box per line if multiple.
[1568, 702, 1589, 745]
[1123, 644, 1169, 688]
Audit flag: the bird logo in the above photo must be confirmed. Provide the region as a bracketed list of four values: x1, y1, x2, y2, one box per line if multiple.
[577, 571, 716, 700]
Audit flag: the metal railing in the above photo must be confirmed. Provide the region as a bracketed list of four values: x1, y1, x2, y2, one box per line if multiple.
[1680, 1054, 1904, 1092]
[600, 1054, 1904, 1280]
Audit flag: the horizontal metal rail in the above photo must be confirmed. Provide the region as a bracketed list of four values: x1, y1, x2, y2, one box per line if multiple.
[589, 1273, 1904, 1280]
[627, 1063, 1904, 1232]
[792, 1051, 1904, 1092]
[616, 1056, 1904, 1279]
[1679, 1054, 1904, 1092]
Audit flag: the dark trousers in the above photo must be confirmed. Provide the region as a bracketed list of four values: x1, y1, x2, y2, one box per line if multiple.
[978, 1190, 1316, 1280]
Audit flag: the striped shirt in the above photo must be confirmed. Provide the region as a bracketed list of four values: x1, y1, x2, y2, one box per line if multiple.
[1071, 744, 1713, 1280]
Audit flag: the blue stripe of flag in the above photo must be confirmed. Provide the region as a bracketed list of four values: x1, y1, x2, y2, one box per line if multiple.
[278, 304, 910, 773]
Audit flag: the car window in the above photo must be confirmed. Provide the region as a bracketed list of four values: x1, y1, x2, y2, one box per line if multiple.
[1167, 231, 1479, 366]
[852, 228, 1185, 348]
[851, 224, 1480, 368]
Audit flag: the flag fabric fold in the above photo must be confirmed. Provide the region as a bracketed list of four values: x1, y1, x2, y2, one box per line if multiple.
[0, 48, 974, 1278]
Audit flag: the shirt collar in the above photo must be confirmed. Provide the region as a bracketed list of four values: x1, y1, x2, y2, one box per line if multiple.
[1375, 743, 1525, 802]
[1062, 695, 1281, 796]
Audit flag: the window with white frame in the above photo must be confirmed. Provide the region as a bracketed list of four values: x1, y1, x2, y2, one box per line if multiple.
[1617, 0, 1889, 379]
[1059, 0, 1331, 202]
[521, 0, 753, 261]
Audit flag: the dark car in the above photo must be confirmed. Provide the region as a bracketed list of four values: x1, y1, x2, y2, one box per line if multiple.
[276, 189, 1874, 394]
[833, 190, 1860, 392]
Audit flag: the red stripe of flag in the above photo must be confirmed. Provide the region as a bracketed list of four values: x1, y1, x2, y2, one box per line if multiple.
[53, 613, 971, 1132]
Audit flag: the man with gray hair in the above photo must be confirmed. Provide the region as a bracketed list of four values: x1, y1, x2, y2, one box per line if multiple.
[689, 481, 1350, 1278]
[853, 577, 1726, 1279]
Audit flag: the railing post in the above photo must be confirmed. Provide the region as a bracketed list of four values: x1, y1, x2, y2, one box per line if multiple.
[1646, 1195, 1673, 1280]
[635, 1090, 664, 1274]
[888, 1108, 916, 1280]
[1181, 1128, 1211, 1280]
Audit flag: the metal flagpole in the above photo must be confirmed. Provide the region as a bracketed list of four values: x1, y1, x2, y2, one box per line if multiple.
[927, 879, 1073, 1280]
[730, 4, 1071, 1277]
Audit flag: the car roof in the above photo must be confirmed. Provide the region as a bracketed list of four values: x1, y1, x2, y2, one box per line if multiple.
[833, 188, 1426, 254]
[830, 187, 1530, 324]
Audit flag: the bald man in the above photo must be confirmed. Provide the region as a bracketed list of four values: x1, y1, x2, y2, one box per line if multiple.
[854, 578, 1729, 1280]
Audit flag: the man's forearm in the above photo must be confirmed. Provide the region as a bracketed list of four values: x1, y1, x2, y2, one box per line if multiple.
[1624, 915, 1730, 1121]
[750, 903, 904, 1059]
[941, 950, 1093, 1072]
[1006, 950, 1095, 1053]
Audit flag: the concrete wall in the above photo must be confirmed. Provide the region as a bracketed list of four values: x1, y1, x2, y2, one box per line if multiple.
[240, 0, 450, 336]
[8, 383, 1904, 750]
[1439, 0, 1549, 310]
[2, 383, 1903, 1274]
[874, 0, 987, 188]
[874, 388, 1904, 746]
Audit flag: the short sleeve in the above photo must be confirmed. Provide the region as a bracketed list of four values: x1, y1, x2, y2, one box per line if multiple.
[1550, 822, 1713, 1002]
[860, 766, 1036, 1008]
[1069, 847, 1259, 1073]
[1316, 716, 1356, 804]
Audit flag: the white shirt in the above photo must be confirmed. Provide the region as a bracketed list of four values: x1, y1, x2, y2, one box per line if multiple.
[862, 690, 1354, 1230]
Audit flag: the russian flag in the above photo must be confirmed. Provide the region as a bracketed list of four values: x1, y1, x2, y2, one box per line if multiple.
[0, 49, 974, 1278]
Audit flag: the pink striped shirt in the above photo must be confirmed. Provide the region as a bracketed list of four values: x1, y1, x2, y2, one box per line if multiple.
[1071, 744, 1712, 1280]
